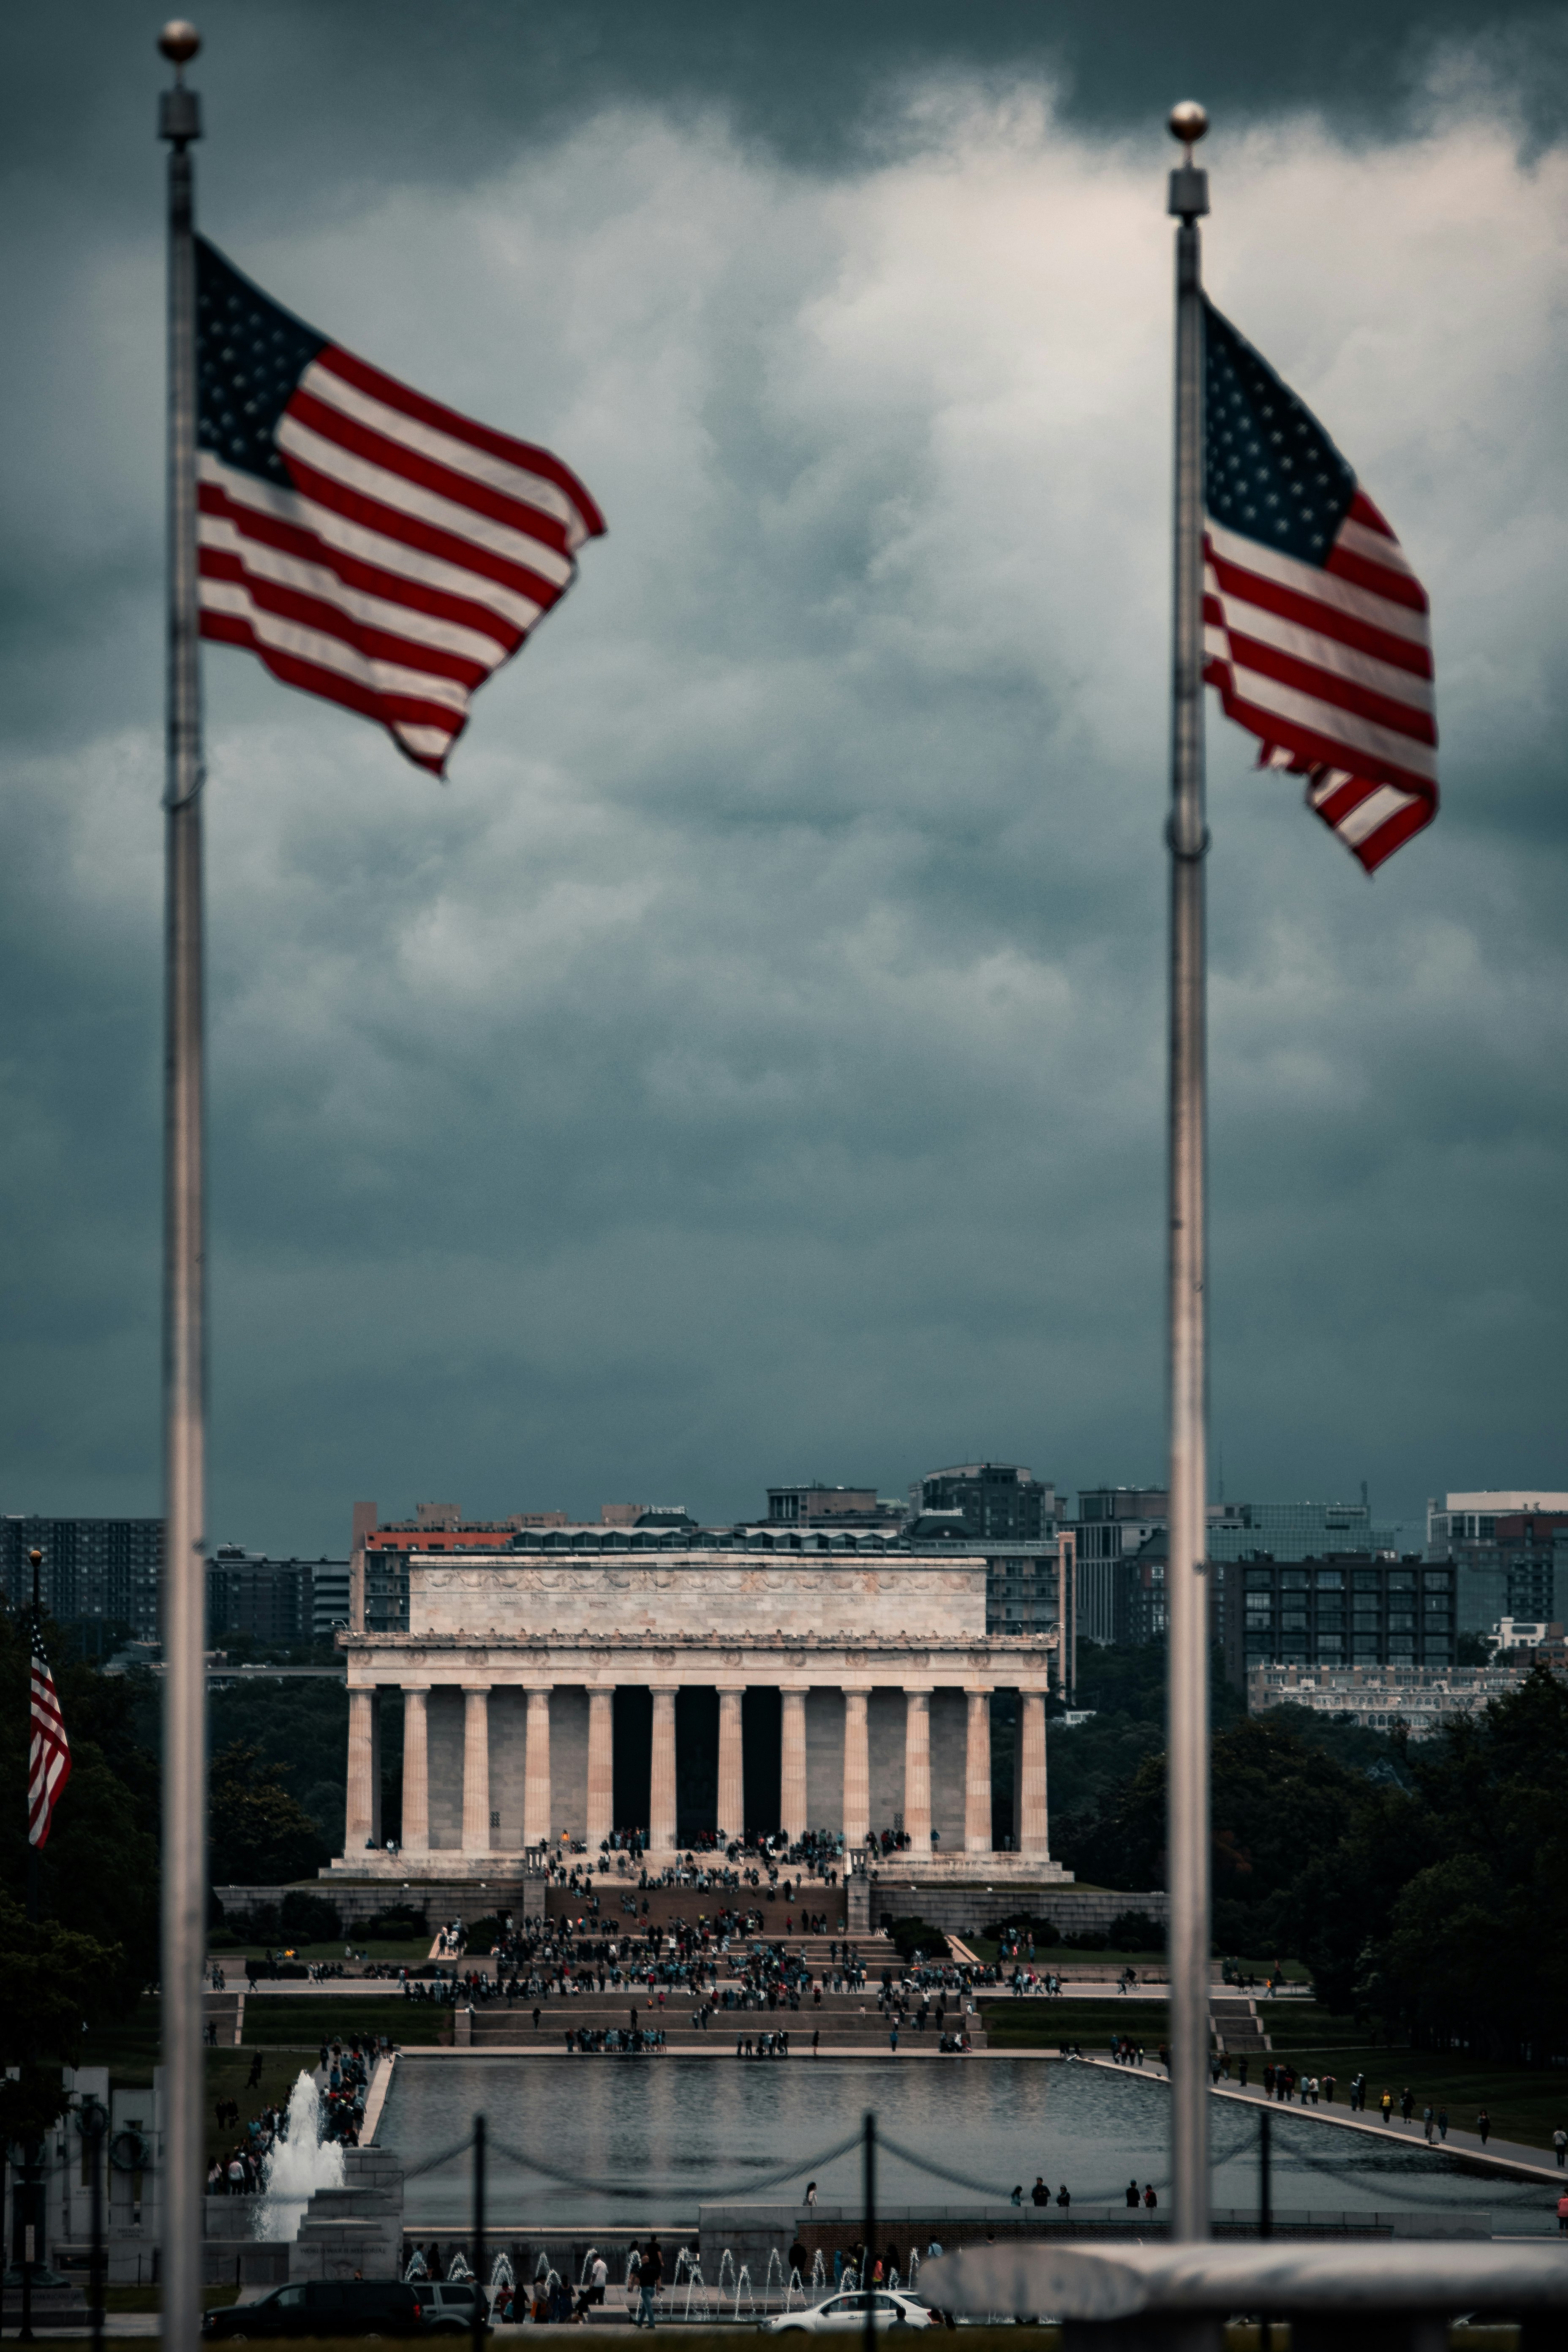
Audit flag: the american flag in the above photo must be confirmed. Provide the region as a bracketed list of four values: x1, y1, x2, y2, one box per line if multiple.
[28, 1622, 71, 1849]
[194, 239, 605, 776]
[1202, 300, 1437, 874]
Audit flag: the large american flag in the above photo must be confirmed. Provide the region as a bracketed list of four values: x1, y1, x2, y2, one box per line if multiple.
[28, 1622, 71, 1849]
[1202, 301, 1437, 874]
[195, 239, 605, 776]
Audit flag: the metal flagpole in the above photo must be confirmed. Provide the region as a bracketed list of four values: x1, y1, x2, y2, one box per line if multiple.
[157, 23, 207, 2352]
[1165, 98, 1212, 2248]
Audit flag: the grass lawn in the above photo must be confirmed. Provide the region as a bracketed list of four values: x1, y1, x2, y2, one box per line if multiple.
[213, 1938, 435, 1966]
[78, 1995, 452, 2096]
[1256, 2003, 1568, 2158]
[982, 1998, 1169, 2050]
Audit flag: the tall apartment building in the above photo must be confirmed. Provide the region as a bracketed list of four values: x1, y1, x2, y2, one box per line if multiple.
[1, 1514, 163, 1641]
[1425, 1490, 1568, 1634]
[1222, 1553, 1457, 1687]
[206, 1549, 351, 1645]
[1206, 1498, 1395, 1562]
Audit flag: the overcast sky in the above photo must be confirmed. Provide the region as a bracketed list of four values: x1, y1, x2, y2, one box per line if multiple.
[2, 0, 1566, 1553]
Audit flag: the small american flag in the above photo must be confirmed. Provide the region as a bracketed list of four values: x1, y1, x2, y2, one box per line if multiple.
[194, 239, 605, 776]
[28, 1622, 71, 1849]
[1202, 301, 1437, 874]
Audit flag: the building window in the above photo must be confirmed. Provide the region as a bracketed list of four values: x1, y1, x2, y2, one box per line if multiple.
[1316, 1636, 1344, 1654]
[1281, 1612, 1307, 1631]
[1316, 1570, 1344, 1589]
[1388, 1613, 1414, 1631]
[1353, 1612, 1380, 1631]
[1388, 1638, 1415, 1655]
[490, 1810, 500, 1829]
[1352, 1634, 1380, 1653]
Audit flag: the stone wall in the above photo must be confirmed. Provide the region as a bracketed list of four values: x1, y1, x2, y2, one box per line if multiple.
[868, 1883, 1170, 1939]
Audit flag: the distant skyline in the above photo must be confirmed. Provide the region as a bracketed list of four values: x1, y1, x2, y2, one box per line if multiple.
[2, 0, 1565, 1559]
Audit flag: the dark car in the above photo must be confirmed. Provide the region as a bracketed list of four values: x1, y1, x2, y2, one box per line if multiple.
[203, 2280, 423, 2338]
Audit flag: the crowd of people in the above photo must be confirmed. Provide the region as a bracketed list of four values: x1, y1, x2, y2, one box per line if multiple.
[205, 2032, 390, 2194]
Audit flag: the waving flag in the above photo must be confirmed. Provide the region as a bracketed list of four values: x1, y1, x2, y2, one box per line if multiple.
[28, 1622, 71, 1849]
[1202, 302, 1437, 873]
[194, 240, 604, 776]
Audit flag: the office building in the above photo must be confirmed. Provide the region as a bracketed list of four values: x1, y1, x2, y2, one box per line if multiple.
[767, 1485, 905, 1527]
[1, 1514, 163, 1642]
[1222, 1554, 1457, 1687]
[206, 1549, 351, 1645]
[1206, 1499, 1395, 1563]
[1071, 1489, 1169, 1642]
[908, 1464, 1058, 1542]
[1424, 1491, 1568, 1634]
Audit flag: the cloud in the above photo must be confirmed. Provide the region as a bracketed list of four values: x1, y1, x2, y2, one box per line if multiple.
[0, 62, 1565, 1544]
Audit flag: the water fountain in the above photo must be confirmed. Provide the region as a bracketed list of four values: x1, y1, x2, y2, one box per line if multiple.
[683, 2263, 711, 2321]
[732, 2263, 757, 2322]
[716, 2250, 738, 2301]
[254, 2071, 345, 2243]
[764, 2249, 786, 2306]
[489, 2253, 515, 2292]
[810, 2250, 828, 2303]
[786, 2266, 806, 2310]
[446, 2252, 474, 2281]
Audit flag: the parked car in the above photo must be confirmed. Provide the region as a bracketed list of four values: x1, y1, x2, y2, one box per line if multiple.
[411, 2282, 490, 2334]
[762, 2290, 936, 2333]
[202, 2280, 423, 2338]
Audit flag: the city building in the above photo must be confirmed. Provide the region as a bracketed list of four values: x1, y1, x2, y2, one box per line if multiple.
[1247, 1655, 1567, 1734]
[908, 1463, 1058, 1542]
[1492, 1616, 1564, 1652]
[767, 1485, 906, 1528]
[1222, 1554, 1457, 1687]
[1071, 1489, 1170, 1642]
[1, 1514, 163, 1641]
[332, 1526, 1066, 1878]
[1424, 1492, 1568, 1634]
[206, 1549, 351, 1645]
[1206, 1498, 1395, 1563]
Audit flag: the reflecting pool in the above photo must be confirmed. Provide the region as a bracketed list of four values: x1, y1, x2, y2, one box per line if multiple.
[376, 2058, 1556, 2235]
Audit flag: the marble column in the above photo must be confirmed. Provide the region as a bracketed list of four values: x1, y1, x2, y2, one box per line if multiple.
[461, 1686, 491, 1855]
[964, 1687, 993, 1854]
[586, 1690, 615, 1848]
[841, 1690, 870, 1852]
[524, 1687, 552, 1848]
[717, 1688, 745, 1842]
[649, 1687, 678, 1850]
[903, 1689, 932, 1858]
[401, 1687, 430, 1855]
[1018, 1690, 1049, 1856]
[345, 1688, 378, 1852]
[780, 1687, 808, 1843]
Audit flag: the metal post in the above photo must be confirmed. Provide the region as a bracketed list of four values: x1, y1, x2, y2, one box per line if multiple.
[471, 2117, 485, 2352]
[82, 2100, 107, 2352]
[157, 24, 207, 2352]
[1165, 98, 1212, 2249]
[862, 2112, 876, 2352]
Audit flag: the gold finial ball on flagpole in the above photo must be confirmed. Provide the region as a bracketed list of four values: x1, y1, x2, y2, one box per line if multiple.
[1168, 101, 1209, 148]
[159, 19, 201, 65]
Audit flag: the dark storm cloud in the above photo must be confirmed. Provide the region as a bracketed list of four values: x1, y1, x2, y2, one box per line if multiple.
[0, 8, 1566, 1550]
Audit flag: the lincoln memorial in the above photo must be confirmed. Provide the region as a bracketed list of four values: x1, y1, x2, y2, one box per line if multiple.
[332, 1536, 1070, 1882]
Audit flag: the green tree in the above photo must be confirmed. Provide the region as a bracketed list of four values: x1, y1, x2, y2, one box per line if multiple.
[0, 1895, 129, 2140]
[209, 1742, 329, 1885]
[0, 1614, 159, 2006]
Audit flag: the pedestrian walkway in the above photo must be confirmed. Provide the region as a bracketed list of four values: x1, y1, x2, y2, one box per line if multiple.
[1082, 2054, 1565, 2188]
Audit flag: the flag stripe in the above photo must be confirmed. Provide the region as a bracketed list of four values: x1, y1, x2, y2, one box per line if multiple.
[199, 462, 544, 637]
[1326, 538, 1429, 614]
[317, 343, 607, 537]
[1206, 662, 1438, 796]
[303, 356, 592, 544]
[1204, 521, 1430, 646]
[200, 525, 514, 670]
[29, 1636, 71, 1848]
[1222, 627, 1437, 745]
[1205, 548, 1432, 678]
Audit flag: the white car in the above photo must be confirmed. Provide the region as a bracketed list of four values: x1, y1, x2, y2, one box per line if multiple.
[762, 2290, 937, 2332]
